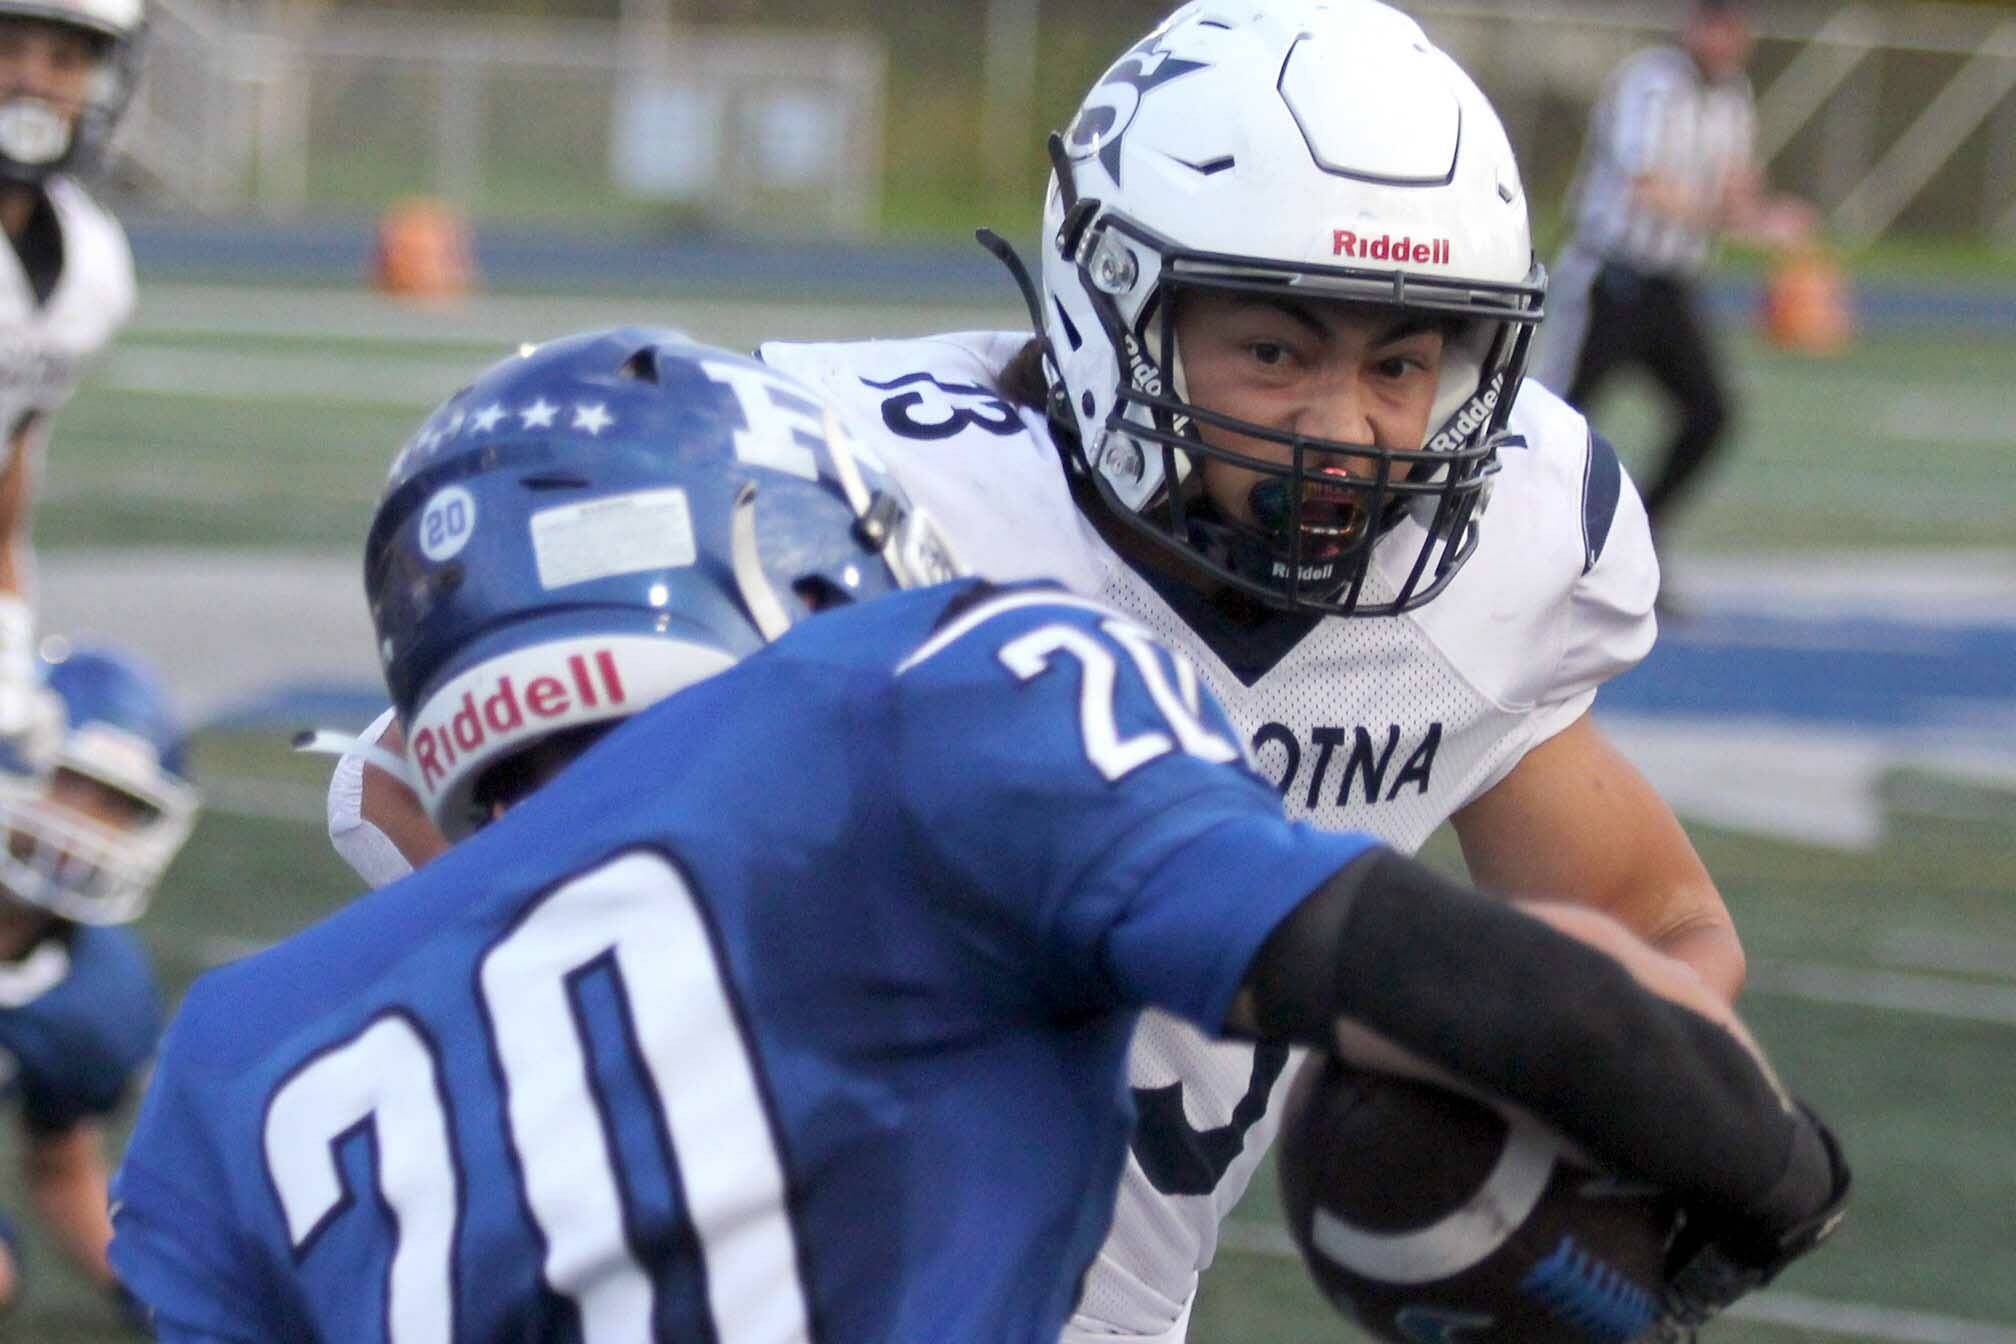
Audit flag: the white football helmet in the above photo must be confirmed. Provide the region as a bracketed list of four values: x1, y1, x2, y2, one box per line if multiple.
[1035, 0, 1545, 617]
[0, 646, 197, 926]
[0, 0, 145, 183]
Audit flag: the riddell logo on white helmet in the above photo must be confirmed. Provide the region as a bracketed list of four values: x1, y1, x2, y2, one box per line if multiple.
[1332, 231, 1452, 267]
[1425, 372, 1505, 455]
[405, 634, 737, 804]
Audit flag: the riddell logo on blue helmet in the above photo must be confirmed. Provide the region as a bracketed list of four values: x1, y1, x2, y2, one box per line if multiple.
[404, 634, 739, 809]
[410, 650, 629, 793]
[1333, 231, 1452, 266]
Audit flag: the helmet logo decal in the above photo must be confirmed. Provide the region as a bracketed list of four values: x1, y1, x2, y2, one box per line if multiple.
[1065, 35, 1209, 186]
[419, 486, 476, 563]
[1120, 332, 1164, 400]
[394, 399, 611, 471]
[1332, 231, 1451, 266]
[529, 487, 697, 591]
[1425, 371, 1504, 456]
[410, 650, 628, 794]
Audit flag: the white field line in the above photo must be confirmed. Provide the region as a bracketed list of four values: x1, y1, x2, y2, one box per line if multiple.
[1216, 1222, 2016, 1344]
[1746, 960, 2016, 1026]
[195, 774, 330, 825]
[96, 346, 487, 409]
[1876, 930, 2016, 981]
[127, 282, 1021, 348]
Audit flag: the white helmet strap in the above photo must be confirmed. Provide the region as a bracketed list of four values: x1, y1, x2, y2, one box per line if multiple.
[730, 483, 795, 643]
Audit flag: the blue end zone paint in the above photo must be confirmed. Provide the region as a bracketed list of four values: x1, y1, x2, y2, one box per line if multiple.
[1601, 615, 2016, 733]
[210, 611, 2016, 747]
[123, 215, 1014, 304]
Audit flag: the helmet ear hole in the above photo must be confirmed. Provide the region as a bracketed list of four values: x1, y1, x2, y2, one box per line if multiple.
[618, 348, 660, 384]
[793, 577, 852, 616]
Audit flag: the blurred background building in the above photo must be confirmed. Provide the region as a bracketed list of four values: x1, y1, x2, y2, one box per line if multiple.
[113, 0, 2016, 251]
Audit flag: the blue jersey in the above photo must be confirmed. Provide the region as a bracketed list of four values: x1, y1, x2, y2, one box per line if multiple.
[0, 924, 159, 1134]
[111, 581, 1373, 1343]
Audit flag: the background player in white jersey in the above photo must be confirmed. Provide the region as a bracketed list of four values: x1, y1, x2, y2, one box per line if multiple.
[328, 4, 1767, 1338]
[0, 0, 142, 759]
[0, 645, 191, 1320]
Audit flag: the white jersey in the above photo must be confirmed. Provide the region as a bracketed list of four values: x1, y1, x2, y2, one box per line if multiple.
[760, 331, 1659, 1336]
[0, 177, 134, 462]
[1564, 45, 1756, 278]
[328, 328, 1659, 1339]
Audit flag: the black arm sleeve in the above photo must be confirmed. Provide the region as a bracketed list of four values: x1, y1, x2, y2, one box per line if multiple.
[1240, 848, 1839, 1240]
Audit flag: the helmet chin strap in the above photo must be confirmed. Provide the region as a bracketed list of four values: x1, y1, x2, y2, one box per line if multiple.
[292, 730, 415, 788]
[977, 224, 1080, 436]
[730, 482, 796, 643]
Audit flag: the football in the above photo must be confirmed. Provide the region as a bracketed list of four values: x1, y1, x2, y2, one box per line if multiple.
[1277, 1053, 1680, 1344]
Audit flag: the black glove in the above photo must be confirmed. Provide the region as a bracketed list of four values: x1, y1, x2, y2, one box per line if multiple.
[1656, 1102, 1852, 1333]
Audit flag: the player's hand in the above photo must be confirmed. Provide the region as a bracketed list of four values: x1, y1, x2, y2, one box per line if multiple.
[1750, 196, 1818, 250]
[0, 595, 58, 771]
[1650, 1102, 1850, 1338]
[0, 671, 62, 772]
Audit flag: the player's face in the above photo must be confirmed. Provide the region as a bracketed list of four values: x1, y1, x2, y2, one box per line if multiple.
[45, 767, 153, 832]
[3, 767, 151, 892]
[1175, 293, 1444, 557]
[0, 18, 102, 121]
[1688, 11, 1755, 81]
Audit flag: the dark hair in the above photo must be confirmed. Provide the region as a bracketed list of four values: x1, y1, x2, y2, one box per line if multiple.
[998, 336, 1050, 414]
[471, 721, 619, 820]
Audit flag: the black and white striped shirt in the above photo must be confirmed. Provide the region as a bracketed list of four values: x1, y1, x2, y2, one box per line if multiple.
[1563, 45, 1756, 276]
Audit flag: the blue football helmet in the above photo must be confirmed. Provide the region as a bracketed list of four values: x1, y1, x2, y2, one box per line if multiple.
[368, 327, 961, 840]
[0, 645, 198, 925]
[0, 0, 147, 184]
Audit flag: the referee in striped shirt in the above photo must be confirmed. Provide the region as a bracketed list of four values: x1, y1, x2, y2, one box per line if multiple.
[1534, 0, 1813, 606]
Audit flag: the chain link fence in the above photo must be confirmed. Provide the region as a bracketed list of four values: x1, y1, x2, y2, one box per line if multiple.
[116, 0, 885, 232]
[111, 0, 2016, 246]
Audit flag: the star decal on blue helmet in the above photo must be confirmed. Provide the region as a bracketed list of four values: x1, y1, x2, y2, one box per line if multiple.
[1065, 35, 1210, 186]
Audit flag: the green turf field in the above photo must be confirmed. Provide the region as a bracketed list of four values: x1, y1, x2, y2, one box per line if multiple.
[2, 282, 2009, 1341]
[5, 740, 2005, 1342]
[35, 283, 2016, 555]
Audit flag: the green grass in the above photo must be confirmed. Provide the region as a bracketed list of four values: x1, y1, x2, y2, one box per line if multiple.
[0, 734, 2006, 1340]
[31, 286, 2016, 556]
[1, 283, 2009, 1339]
